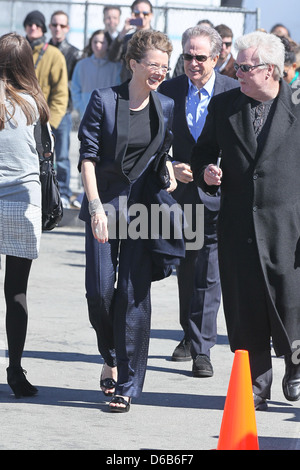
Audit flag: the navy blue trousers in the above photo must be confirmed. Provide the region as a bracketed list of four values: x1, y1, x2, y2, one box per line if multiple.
[84, 167, 155, 398]
[85, 229, 153, 398]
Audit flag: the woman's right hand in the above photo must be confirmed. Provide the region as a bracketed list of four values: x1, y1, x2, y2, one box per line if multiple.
[91, 213, 108, 243]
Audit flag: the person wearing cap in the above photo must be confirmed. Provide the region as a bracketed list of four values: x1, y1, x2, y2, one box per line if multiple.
[23, 10, 68, 130]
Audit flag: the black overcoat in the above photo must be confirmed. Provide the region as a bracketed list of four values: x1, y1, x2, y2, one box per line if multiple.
[191, 80, 300, 356]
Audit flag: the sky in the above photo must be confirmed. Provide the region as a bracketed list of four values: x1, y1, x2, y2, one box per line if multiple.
[243, 0, 300, 42]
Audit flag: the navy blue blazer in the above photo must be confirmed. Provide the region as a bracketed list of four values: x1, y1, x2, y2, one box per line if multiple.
[77, 80, 185, 280]
[159, 72, 240, 211]
[78, 80, 175, 222]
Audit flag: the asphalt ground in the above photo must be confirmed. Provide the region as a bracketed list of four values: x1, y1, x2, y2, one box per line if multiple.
[0, 130, 299, 452]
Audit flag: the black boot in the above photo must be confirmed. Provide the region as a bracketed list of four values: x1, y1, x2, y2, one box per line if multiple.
[7, 366, 38, 399]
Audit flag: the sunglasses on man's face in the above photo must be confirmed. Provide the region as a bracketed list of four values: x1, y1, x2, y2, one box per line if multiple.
[233, 63, 267, 73]
[182, 53, 211, 63]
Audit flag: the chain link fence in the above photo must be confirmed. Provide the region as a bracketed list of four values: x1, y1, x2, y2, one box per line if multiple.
[2, 0, 258, 71]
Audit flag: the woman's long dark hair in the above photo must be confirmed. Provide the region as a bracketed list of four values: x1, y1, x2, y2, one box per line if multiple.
[0, 32, 50, 130]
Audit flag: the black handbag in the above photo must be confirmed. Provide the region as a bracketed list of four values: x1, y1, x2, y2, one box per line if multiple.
[39, 123, 63, 231]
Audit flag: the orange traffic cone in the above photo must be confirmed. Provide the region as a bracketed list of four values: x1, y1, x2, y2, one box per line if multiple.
[216, 349, 259, 450]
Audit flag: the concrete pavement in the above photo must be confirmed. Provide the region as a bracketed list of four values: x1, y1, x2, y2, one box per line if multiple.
[0, 130, 299, 451]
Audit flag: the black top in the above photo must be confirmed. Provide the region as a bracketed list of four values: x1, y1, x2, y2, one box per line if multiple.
[123, 101, 158, 176]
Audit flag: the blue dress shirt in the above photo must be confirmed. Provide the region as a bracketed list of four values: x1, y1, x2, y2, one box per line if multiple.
[186, 70, 216, 141]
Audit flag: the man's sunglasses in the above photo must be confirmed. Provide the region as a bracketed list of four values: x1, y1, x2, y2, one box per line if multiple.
[233, 63, 267, 73]
[182, 53, 211, 63]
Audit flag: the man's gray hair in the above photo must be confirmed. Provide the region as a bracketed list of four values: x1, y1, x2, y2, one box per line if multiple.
[181, 25, 222, 58]
[235, 31, 285, 80]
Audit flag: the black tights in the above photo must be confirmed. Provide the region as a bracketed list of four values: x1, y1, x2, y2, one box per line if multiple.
[4, 255, 32, 368]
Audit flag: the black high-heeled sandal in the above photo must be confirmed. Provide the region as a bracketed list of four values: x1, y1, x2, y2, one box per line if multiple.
[100, 377, 117, 397]
[7, 366, 38, 399]
[109, 396, 131, 413]
[100, 364, 117, 397]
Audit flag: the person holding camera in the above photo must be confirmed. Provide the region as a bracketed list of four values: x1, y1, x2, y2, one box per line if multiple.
[107, 0, 153, 82]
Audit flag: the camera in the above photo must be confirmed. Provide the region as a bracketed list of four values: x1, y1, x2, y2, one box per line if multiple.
[129, 18, 143, 26]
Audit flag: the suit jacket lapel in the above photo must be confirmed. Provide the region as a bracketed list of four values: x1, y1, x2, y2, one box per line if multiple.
[115, 82, 130, 164]
[180, 76, 195, 144]
[259, 81, 297, 160]
[228, 92, 257, 159]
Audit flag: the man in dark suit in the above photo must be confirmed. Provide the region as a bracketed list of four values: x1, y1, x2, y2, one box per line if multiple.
[191, 31, 300, 409]
[159, 25, 239, 377]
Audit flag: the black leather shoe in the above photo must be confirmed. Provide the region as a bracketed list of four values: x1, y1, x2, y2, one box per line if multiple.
[192, 354, 213, 377]
[282, 354, 300, 401]
[282, 354, 300, 402]
[172, 338, 192, 362]
[253, 393, 268, 411]
[282, 377, 300, 401]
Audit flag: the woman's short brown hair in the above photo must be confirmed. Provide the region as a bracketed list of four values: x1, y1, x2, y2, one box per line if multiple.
[125, 30, 172, 71]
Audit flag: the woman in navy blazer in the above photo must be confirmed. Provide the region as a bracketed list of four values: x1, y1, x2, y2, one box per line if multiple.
[78, 30, 181, 412]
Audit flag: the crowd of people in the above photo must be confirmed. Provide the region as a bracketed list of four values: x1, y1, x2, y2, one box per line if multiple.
[0, 0, 300, 415]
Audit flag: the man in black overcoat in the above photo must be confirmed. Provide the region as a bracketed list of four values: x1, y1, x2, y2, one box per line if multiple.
[191, 31, 300, 409]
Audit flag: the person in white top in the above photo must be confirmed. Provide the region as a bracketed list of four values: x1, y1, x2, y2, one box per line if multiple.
[0, 32, 50, 398]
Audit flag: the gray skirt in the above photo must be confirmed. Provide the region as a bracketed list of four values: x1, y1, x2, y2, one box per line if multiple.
[0, 200, 41, 259]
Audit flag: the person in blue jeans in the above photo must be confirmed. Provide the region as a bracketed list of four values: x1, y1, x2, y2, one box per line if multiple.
[49, 10, 81, 208]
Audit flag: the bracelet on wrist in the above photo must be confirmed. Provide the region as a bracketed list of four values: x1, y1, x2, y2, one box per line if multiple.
[88, 198, 105, 216]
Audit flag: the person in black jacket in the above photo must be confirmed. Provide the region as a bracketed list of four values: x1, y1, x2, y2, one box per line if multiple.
[191, 31, 300, 409]
[107, 0, 153, 82]
[49, 10, 81, 208]
[159, 25, 239, 378]
[78, 30, 182, 413]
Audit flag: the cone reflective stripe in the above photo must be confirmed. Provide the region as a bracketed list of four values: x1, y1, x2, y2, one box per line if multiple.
[217, 350, 259, 450]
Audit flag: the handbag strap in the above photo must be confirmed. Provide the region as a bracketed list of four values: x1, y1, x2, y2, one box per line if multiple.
[34, 43, 49, 69]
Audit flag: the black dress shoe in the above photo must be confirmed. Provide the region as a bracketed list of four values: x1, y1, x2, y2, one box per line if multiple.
[282, 377, 300, 401]
[172, 338, 192, 362]
[282, 354, 300, 402]
[192, 354, 213, 377]
[253, 393, 268, 411]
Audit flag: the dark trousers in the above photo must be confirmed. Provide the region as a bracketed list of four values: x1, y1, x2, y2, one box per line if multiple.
[84, 166, 155, 398]
[52, 112, 72, 200]
[176, 206, 221, 358]
[85, 228, 153, 398]
[249, 350, 273, 399]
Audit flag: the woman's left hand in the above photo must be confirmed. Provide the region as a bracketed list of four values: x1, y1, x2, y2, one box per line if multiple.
[165, 160, 177, 193]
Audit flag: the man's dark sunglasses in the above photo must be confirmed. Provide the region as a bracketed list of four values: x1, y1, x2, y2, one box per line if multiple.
[182, 53, 211, 63]
[233, 63, 267, 73]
